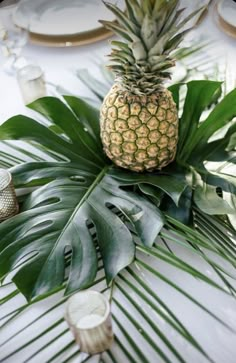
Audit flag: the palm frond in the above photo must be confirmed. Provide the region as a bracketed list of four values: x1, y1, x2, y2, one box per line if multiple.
[1, 215, 236, 363]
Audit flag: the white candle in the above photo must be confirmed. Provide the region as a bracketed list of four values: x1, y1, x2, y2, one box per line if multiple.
[77, 313, 104, 329]
[65, 290, 113, 354]
[17, 64, 47, 104]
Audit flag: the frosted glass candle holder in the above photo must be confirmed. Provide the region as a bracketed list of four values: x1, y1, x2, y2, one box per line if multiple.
[0, 169, 19, 221]
[65, 291, 113, 354]
[17, 64, 47, 104]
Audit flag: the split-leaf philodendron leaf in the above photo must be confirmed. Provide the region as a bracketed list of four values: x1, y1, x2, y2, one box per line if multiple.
[0, 80, 235, 302]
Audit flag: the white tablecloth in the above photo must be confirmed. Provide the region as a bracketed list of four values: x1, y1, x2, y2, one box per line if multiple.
[0, 2, 236, 363]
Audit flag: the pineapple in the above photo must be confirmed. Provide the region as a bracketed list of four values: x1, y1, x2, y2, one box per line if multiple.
[100, 0, 204, 172]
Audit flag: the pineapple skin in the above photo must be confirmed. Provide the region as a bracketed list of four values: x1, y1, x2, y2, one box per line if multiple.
[100, 84, 178, 172]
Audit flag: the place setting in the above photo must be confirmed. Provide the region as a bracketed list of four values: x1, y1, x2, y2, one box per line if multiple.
[0, 0, 122, 104]
[12, 0, 120, 47]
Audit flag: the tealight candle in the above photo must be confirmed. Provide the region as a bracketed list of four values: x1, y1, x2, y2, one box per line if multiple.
[0, 169, 19, 221]
[17, 64, 47, 104]
[65, 290, 113, 354]
[77, 314, 104, 329]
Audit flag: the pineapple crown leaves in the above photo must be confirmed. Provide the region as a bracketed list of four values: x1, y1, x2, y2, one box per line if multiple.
[100, 0, 206, 94]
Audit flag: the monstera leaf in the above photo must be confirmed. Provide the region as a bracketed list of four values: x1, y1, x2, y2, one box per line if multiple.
[0, 96, 190, 301]
[0, 81, 236, 300]
[0, 80, 236, 363]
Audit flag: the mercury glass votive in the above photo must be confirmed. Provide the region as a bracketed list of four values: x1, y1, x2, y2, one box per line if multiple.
[17, 64, 47, 104]
[65, 290, 113, 354]
[0, 169, 19, 221]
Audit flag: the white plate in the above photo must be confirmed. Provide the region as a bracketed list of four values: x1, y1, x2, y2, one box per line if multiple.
[217, 0, 236, 28]
[13, 0, 124, 36]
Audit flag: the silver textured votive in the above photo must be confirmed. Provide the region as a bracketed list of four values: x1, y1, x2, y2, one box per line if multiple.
[0, 169, 19, 221]
[17, 64, 47, 104]
[65, 290, 113, 354]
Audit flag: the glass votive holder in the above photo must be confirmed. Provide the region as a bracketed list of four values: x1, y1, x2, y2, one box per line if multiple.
[0, 169, 19, 221]
[17, 64, 47, 104]
[65, 290, 113, 355]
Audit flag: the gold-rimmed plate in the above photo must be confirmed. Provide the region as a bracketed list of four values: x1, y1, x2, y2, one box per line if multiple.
[214, 1, 236, 39]
[13, 0, 123, 37]
[217, 0, 236, 28]
[28, 27, 114, 47]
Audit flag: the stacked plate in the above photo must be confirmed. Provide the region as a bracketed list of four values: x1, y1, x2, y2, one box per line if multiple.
[13, 0, 124, 47]
[216, 0, 236, 38]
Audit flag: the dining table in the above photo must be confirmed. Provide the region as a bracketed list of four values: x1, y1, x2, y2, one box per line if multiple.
[0, 1, 236, 363]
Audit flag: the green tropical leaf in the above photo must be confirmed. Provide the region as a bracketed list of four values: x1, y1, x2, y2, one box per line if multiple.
[177, 80, 222, 159]
[192, 170, 235, 215]
[186, 88, 236, 162]
[194, 183, 235, 215]
[27, 97, 105, 163]
[1, 213, 236, 363]
[0, 79, 236, 363]
[168, 82, 182, 109]
[224, 191, 236, 230]
[108, 168, 187, 206]
[138, 183, 164, 206]
[0, 97, 168, 301]
[191, 122, 236, 165]
[162, 186, 193, 224]
[63, 96, 102, 143]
